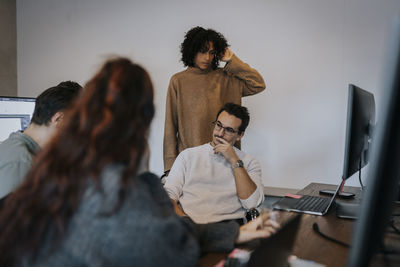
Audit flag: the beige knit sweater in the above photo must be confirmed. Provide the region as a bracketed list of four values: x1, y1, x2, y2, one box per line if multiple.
[163, 54, 266, 171]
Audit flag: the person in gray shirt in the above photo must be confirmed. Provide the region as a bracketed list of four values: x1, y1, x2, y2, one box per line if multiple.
[0, 58, 279, 267]
[0, 81, 81, 199]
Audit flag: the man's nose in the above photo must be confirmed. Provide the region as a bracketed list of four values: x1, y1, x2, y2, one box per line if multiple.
[217, 127, 225, 135]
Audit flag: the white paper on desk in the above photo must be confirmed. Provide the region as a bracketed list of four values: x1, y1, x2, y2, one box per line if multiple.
[289, 256, 326, 267]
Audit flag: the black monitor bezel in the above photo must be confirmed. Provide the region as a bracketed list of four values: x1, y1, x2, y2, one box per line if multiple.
[342, 84, 375, 181]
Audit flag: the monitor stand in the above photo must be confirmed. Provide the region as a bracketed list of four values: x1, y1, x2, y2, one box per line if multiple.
[319, 189, 355, 199]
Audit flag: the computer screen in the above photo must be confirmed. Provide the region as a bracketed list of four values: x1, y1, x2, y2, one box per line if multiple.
[0, 97, 35, 143]
[347, 20, 400, 266]
[342, 84, 375, 181]
[320, 85, 375, 198]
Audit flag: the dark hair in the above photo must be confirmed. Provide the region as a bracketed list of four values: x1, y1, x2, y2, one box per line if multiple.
[30, 81, 82, 125]
[0, 58, 154, 266]
[216, 103, 250, 134]
[57, 80, 83, 91]
[180, 26, 229, 70]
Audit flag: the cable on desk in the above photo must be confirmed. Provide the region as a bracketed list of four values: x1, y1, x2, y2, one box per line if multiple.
[312, 223, 350, 248]
[358, 158, 365, 190]
[313, 223, 400, 255]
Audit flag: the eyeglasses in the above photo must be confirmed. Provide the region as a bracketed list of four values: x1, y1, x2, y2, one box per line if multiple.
[212, 121, 239, 136]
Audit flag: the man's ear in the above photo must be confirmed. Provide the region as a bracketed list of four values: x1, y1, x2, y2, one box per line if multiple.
[50, 111, 64, 127]
[236, 131, 244, 142]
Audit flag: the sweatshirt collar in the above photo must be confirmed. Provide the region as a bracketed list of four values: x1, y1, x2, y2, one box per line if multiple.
[187, 66, 213, 74]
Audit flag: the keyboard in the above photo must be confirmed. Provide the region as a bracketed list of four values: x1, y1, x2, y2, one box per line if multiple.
[293, 195, 330, 212]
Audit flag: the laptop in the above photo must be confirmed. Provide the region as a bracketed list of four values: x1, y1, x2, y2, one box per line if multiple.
[272, 180, 343, 216]
[246, 214, 302, 267]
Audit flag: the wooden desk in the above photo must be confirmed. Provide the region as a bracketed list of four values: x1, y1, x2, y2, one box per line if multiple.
[286, 183, 360, 267]
[199, 183, 400, 267]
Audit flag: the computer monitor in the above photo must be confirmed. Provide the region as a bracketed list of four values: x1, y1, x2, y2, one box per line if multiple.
[342, 84, 375, 181]
[347, 20, 400, 266]
[0, 96, 35, 143]
[320, 85, 375, 198]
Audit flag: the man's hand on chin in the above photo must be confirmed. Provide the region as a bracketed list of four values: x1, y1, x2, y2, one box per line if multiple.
[213, 137, 238, 165]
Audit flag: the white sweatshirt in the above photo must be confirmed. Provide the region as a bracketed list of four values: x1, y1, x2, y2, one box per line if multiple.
[164, 143, 264, 224]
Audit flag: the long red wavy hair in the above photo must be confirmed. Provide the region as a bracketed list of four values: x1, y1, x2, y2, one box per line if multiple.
[0, 58, 155, 265]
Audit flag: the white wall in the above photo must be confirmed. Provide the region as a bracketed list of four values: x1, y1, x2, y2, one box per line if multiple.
[17, 0, 400, 189]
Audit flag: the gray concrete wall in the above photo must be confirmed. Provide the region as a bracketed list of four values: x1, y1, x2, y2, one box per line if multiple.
[0, 0, 17, 96]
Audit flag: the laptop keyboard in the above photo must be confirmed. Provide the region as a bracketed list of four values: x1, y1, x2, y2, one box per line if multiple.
[294, 195, 330, 212]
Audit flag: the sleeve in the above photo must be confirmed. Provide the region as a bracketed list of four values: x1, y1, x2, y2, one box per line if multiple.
[181, 217, 239, 253]
[238, 158, 265, 209]
[134, 173, 200, 266]
[163, 76, 179, 171]
[223, 54, 266, 97]
[163, 152, 187, 201]
[0, 162, 30, 198]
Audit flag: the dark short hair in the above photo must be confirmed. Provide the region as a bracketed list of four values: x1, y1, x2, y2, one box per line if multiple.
[57, 81, 83, 91]
[30, 81, 82, 125]
[216, 103, 250, 134]
[180, 26, 229, 70]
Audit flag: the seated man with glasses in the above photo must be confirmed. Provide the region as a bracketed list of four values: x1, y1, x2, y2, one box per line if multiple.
[164, 103, 264, 224]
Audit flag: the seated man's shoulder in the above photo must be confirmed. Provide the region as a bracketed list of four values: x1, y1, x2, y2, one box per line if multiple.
[0, 133, 34, 163]
[171, 144, 210, 167]
[234, 148, 260, 164]
[181, 143, 209, 155]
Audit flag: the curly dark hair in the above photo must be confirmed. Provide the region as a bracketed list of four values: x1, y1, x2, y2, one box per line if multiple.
[0, 58, 155, 266]
[180, 26, 229, 70]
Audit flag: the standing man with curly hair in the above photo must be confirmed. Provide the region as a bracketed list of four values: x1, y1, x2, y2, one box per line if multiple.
[163, 26, 266, 173]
